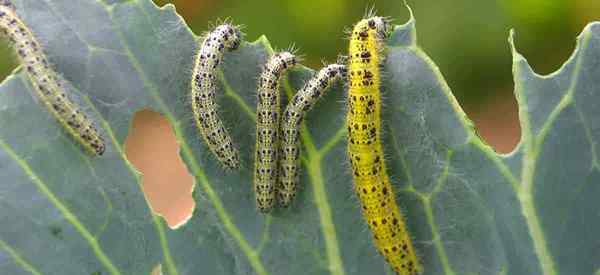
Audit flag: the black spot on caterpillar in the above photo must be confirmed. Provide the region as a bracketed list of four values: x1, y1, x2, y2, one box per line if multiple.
[191, 23, 242, 169]
[0, 3, 105, 155]
[347, 16, 422, 274]
[254, 51, 298, 212]
[0, 0, 14, 10]
[278, 62, 347, 207]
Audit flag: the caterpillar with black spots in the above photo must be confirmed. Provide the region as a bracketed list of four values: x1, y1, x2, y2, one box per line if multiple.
[0, 1, 105, 155]
[191, 23, 242, 169]
[278, 62, 347, 207]
[347, 16, 422, 274]
[254, 51, 298, 212]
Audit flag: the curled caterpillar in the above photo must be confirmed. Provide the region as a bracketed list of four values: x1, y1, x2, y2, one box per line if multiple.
[254, 51, 298, 212]
[0, 2, 105, 155]
[191, 23, 242, 169]
[278, 62, 347, 207]
[347, 16, 422, 274]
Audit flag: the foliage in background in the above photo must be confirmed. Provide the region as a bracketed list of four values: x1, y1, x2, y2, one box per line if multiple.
[153, 0, 599, 107]
[2, 0, 599, 108]
[0, 0, 600, 110]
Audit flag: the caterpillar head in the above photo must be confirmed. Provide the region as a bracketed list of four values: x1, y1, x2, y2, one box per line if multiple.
[219, 24, 242, 50]
[273, 51, 298, 69]
[367, 16, 392, 39]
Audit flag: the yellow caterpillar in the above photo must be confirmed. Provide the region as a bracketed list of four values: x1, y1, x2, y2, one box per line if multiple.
[347, 16, 422, 274]
[0, 2, 105, 155]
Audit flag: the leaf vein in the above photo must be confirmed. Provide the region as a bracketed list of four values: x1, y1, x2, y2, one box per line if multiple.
[0, 239, 43, 275]
[114, 2, 268, 274]
[0, 139, 122, 275]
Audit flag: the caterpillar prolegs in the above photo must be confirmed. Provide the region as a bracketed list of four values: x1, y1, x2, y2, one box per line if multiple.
[278, 62, 347, 207]
[0, 2, 105, 155]
[191, 23, 242, 169]
[254, 51, 298, 212]
[347, 16, 422, 274]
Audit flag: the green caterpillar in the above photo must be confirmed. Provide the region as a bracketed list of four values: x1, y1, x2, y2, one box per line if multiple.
[191, 23, 242, 169]
[0, 2, 105, 155]
[278, 62, 347, 207]
[254, 51, 298, 212]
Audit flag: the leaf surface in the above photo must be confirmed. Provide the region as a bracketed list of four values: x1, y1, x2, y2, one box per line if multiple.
[1, 1, 599, 274]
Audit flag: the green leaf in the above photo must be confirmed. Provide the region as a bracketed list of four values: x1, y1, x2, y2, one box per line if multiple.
[1, 1, 599, 274]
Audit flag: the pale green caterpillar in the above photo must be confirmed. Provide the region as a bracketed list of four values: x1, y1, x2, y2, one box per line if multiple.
[191, 23, 242, 169]
[0, 2, 105, 155]
[278, 62, 347, 207]
[254, 51, 298, 212]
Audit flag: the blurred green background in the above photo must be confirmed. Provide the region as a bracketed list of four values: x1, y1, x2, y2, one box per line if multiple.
[1, 0, 599, 152]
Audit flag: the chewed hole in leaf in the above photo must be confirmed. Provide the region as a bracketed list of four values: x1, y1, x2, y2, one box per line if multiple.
[124, 109, 195, 228]
[151, 264, 162, 275]
[469, 93, 521, 153]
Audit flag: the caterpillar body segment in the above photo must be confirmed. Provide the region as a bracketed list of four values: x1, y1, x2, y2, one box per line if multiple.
[0, 4, 105, 155]
[0, 0, 14, 10]
[254, 51, 298, 212]
[278, 63, 347, 207]
[347, 16, 422, 275]
[191, 23, 242, 170]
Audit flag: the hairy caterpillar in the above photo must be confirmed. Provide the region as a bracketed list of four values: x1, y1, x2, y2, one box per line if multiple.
[191, 23, 242, 169]
[254, 51, 298, 212]
[278, 62, 347, 207]
[0, 2, 105, 155]
[347, 16, 422, 274]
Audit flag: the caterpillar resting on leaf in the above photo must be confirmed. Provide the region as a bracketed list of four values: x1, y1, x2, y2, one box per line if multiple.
[254, 51, 298, 212]
[347, 16, 422, 274]
[278, 62, 347, 207]
[0, 2, 105, 155]
[191, 23, 242, 169]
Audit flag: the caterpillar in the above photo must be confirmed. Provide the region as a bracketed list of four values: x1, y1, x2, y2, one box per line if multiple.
[0, 2, 105, 155]
[191, 23, 242, 169]
[254, 51, 298, 212]
[347, 16, 422, 274]
[278, 62, 347, 207]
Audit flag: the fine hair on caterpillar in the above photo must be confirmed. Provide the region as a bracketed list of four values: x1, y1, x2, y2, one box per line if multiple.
[0, 3, 105, 156]
[346, 15, 422, 274]
[278, 61, 347, 207]
[254, 50, 299, 212]
[191, 22, 243, 170]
